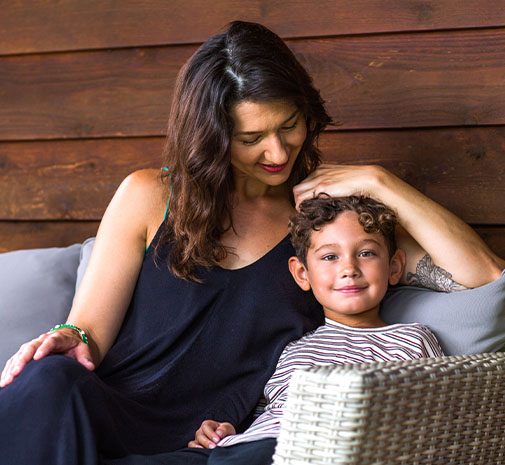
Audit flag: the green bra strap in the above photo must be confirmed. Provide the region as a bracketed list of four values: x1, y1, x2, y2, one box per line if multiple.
[146, 170, 171, 252]
[163, 184, 173, 221]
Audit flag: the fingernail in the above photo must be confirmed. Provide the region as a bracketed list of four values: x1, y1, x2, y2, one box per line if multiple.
[213, 436, 219, 442]
[208, 443, 216, 449]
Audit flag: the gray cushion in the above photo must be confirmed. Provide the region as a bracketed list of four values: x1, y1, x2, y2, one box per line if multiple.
[0, 236, 503, 368]
[0, 244, 81, 368]
[381, 269, 505, 355]
[74, 237, 95, 294]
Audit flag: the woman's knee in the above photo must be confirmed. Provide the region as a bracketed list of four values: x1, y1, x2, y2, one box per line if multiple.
[2, 354, 96, 402]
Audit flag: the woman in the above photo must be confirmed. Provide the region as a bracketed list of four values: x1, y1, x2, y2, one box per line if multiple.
[0, 21, 502, 465]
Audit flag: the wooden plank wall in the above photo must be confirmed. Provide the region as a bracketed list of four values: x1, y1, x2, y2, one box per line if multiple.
[1, 0, 504, 257]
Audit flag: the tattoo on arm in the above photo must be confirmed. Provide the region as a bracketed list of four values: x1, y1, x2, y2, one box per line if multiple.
[406, 254, 468, 292]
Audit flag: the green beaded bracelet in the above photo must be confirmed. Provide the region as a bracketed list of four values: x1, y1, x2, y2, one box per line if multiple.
[48, 324, 88, 344]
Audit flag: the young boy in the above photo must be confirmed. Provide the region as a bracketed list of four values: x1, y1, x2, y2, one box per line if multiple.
[189, 195, 444, 461]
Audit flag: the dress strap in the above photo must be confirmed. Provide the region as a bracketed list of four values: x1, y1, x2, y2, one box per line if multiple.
[146, 169, 171, 252]
[164, 184, 173, 221]
[161, 167, 172, 220]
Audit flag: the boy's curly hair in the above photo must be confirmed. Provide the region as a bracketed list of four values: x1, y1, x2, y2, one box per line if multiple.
[289, 194, 398, 266]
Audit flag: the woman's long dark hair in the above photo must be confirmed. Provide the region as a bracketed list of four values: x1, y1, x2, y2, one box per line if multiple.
[157, 21, 332, 281]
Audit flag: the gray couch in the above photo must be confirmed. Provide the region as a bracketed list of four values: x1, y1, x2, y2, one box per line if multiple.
[0, 238, 94, 368]
[1, 241, 505, 464]
[0, 238, 505, 366]
[1, 239, 505, 368]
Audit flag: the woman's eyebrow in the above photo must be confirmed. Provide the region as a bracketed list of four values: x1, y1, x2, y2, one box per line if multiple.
[235, 110, 299, 136]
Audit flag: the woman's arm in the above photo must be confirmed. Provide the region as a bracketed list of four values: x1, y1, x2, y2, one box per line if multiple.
[293, 164, 505, 289]
[68, 169, 167, 364]
[1, 170, 167, 387]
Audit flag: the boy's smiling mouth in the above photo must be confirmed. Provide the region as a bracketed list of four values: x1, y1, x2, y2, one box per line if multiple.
[336, 285, 367, 294]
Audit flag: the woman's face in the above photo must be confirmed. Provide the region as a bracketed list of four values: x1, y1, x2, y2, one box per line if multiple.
[229, 100, 307, 188]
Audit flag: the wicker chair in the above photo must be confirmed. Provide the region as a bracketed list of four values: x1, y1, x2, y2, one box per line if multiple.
[273, 352, 505, 465]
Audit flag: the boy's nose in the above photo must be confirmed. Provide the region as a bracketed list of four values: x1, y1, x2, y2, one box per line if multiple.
[340, 260, 360, 279]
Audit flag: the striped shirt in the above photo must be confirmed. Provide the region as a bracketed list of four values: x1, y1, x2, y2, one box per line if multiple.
[218, 318, 443, 447]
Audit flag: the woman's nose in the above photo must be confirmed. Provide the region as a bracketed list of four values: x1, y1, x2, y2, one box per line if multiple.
[263, 135, 288, 164]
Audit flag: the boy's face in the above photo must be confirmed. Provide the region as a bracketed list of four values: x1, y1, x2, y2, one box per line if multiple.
[289, 211, 404, 327]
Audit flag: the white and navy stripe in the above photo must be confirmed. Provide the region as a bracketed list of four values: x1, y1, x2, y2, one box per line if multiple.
[218, 319, 443, 447]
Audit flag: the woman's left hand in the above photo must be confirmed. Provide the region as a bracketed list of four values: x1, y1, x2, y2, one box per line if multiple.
[293, 162, 504, 287]
[293, 163, 385, 208]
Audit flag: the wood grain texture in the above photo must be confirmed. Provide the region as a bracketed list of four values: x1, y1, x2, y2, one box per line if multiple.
[0, 46, 187, 140]
[292, 28, 505, 130]
[475, 227, 505, 261]
[318, 126, 505, 224]
[1, 3, 504, 256]
[1, 127, 503, 223]
[1, 0, 505, 55]
[0, 138, 164, 220]
[2, 28, 505, 140]
[0, 221, 99, 253]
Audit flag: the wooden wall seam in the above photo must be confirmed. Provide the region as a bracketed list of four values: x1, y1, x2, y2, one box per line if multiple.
[3, 28, 505, 141]
[1, 2, 504, 252]
[2, 0, 505, 55]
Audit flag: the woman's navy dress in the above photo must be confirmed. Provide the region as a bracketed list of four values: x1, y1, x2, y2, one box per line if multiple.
[0, 223, 323, 465]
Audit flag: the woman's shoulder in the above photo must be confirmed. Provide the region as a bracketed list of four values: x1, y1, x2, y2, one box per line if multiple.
[119, 169, 166, 196]
[111, 169, 169, 242]
[116, 169, 166, 211]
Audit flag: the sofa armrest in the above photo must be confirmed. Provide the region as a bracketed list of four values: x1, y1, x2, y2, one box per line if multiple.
[273, 353, 505, 464]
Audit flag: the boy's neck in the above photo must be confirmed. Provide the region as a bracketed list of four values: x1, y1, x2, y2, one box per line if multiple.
[323, 306, 388, 328]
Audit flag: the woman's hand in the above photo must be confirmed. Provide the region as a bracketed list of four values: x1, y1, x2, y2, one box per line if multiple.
[0, 328, 95, 388]
[294, 162, 504, 287]
[293, 163, 384, 208]
[188, 420, 236, 449]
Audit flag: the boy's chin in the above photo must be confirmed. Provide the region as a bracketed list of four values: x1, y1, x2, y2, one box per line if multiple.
[323, 306, 383, 326]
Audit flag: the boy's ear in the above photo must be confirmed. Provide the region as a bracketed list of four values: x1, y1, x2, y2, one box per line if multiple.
[389, 248, 406, 285]
[288, 256, 311, 291]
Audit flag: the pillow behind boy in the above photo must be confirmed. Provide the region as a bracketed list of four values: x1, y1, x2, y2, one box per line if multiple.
[74, 237, 95, 294]
[0, 244, 81, 368]
[0, 240, 502, 366]
[381, 270, 505, 355]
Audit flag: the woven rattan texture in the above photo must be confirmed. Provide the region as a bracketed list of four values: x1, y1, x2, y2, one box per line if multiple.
[273, 353, 505, 465]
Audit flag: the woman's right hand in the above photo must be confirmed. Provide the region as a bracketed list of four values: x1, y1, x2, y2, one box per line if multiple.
[0, 328, 95, 388]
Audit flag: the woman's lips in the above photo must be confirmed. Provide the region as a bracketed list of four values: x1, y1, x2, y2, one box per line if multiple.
[258, 162, 288, 173]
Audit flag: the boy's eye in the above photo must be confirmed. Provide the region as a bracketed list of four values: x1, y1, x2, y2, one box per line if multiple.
[322, 254, 338, 261]
[359, 250, 375, 257]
